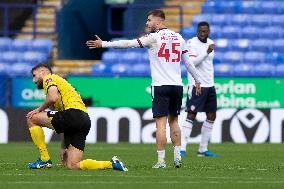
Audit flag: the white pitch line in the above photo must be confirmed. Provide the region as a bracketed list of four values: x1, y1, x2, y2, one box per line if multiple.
[2, 181, 284, 185]
[0, 163, 16, 165]
[1, 173, 283, 181]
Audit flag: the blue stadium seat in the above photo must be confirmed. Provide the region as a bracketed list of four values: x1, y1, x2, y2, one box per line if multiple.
[254, 63, 275, 77]
[215, 38, 229, 52]
[277, 2, 284, 14]
[233, 63, 254, 77]
[213, 52, 223, 64]
[241, 26, 259, 39]
[223, 51, 243, 64]
[131, 63, 151, 77]
[191, 14, 211, 26]
[230, 14, 251, 27]
[126, 47, 146, 53]
[218, 1, 240, 14]
[181, 27, 195, 39]
[120, 52, 141, 63]
[0, 37, 11, 51]
[1, 51, 22, 63]
[260, 1, 280, 14]
[244, 52, 265, 64]
[111, 63, 132, 76]
[230, 39, 249, 52]
[221, 26, 241, 38]
[275, 64, 284, 76]
[92, 63, 112, 76]
[210, 14, 229, 26]
[265, 53, 284, 64]
[0, 62, 8, 75]
[261, 26, 282, 39]
[9, 62, 33, 76]
[273, 39, 284, 53]
[140, 52, 149, 64]
[250, 15, 272, 27]
[240, 1, 260, 14]
[209, 25, 222, 39]
[214, 63, 233, 77]
[102, 51, 119, 64]
[11, 39, 32, 52]
[271, 15, 284, 27]
[31, 39, 53, 53]
[22, 51, 48, 64]
[250, 39, 272, 52]
[202, 1, 217, 13]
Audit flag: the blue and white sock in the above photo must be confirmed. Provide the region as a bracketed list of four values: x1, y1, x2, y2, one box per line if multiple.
[199, 119, 214, 153]
[181, 118, 193, 151]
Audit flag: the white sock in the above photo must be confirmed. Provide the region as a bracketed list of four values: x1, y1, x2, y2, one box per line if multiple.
[173, 146, 181, 161]
[157, 150, 165, 163]
[181, 118, 193, 151]
[199, 119, 214, 153]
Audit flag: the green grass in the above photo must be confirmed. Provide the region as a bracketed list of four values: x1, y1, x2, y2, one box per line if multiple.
[0, 143, 283, 189]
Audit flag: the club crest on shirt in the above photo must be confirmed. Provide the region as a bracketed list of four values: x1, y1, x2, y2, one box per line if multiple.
[45, 78, 52, 85]
[190, 105, 196, 111]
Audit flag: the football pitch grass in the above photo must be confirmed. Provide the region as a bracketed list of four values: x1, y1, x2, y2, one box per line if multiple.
[0, 143, 283, 189]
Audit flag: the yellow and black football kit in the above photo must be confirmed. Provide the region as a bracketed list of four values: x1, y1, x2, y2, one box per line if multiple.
[43, 74, 91, 151]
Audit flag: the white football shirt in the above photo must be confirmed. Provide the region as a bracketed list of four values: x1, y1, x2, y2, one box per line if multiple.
[138, 28, 187, 86]
[187, 37, 214, 87]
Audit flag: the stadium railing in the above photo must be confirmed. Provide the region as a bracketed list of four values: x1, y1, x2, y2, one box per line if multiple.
[0, 3, 57, 38]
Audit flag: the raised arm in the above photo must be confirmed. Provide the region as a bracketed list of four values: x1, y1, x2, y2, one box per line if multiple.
[188, 41, 214, 67]
[86, 34, 156, 49]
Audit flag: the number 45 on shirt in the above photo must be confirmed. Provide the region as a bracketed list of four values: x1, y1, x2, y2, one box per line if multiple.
[158, 43, 181, 63]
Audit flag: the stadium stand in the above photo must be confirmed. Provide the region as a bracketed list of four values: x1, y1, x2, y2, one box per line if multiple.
[96, 0, 284, 77]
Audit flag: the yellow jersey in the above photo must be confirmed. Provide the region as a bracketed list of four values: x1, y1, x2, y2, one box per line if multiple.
[43, 74, 87, 113]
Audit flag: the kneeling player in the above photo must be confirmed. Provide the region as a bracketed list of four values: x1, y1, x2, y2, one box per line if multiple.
[26, 64, 128, 171]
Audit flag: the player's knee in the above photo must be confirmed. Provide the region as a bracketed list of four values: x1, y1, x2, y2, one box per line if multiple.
[187, 112, 197, 120]
[206, 113, 216, 121]
[26, 117, 34, 128]
[171, 126, 181, 136]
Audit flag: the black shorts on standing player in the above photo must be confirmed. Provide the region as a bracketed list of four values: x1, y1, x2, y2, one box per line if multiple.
[47, 109, 91, 151]
[151, 85, 183, 118]
[186, 86, 217, 113]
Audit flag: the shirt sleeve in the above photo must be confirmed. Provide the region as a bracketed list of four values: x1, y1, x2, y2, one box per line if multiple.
[181, 40, 201, 84]
[101, 34, 156, 49]
[43, 76, 57, 94]
[187, 39, 208, 66]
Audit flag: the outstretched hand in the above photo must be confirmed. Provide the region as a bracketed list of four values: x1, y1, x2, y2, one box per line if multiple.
[86, 35, 103, 49]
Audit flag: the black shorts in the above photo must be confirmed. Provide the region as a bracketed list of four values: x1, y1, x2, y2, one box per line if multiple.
[151, 85, 183, 118]
[47, 109, 91, 151]
[186, 86, 217, 113]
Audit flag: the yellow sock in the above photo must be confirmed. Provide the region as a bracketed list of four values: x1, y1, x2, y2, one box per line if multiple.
[80, 159, 112, 170]
[29, 126, 50, 161]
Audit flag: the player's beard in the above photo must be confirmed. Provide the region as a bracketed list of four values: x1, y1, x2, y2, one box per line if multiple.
[36, 79, 43, 89]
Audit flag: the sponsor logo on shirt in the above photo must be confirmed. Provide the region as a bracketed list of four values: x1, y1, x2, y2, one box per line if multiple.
[45, 78, 52, 85]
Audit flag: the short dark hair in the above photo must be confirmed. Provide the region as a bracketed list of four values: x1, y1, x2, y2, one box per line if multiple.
[31, 63, 52, 74]
[147, 9, 165, 20]
[198, 21, 210, 29]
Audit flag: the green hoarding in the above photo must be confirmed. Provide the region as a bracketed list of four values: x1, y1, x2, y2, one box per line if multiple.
[68, 77, 152, 107]
[68, 77, 284, 108]
[11, 77, 284, 108]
